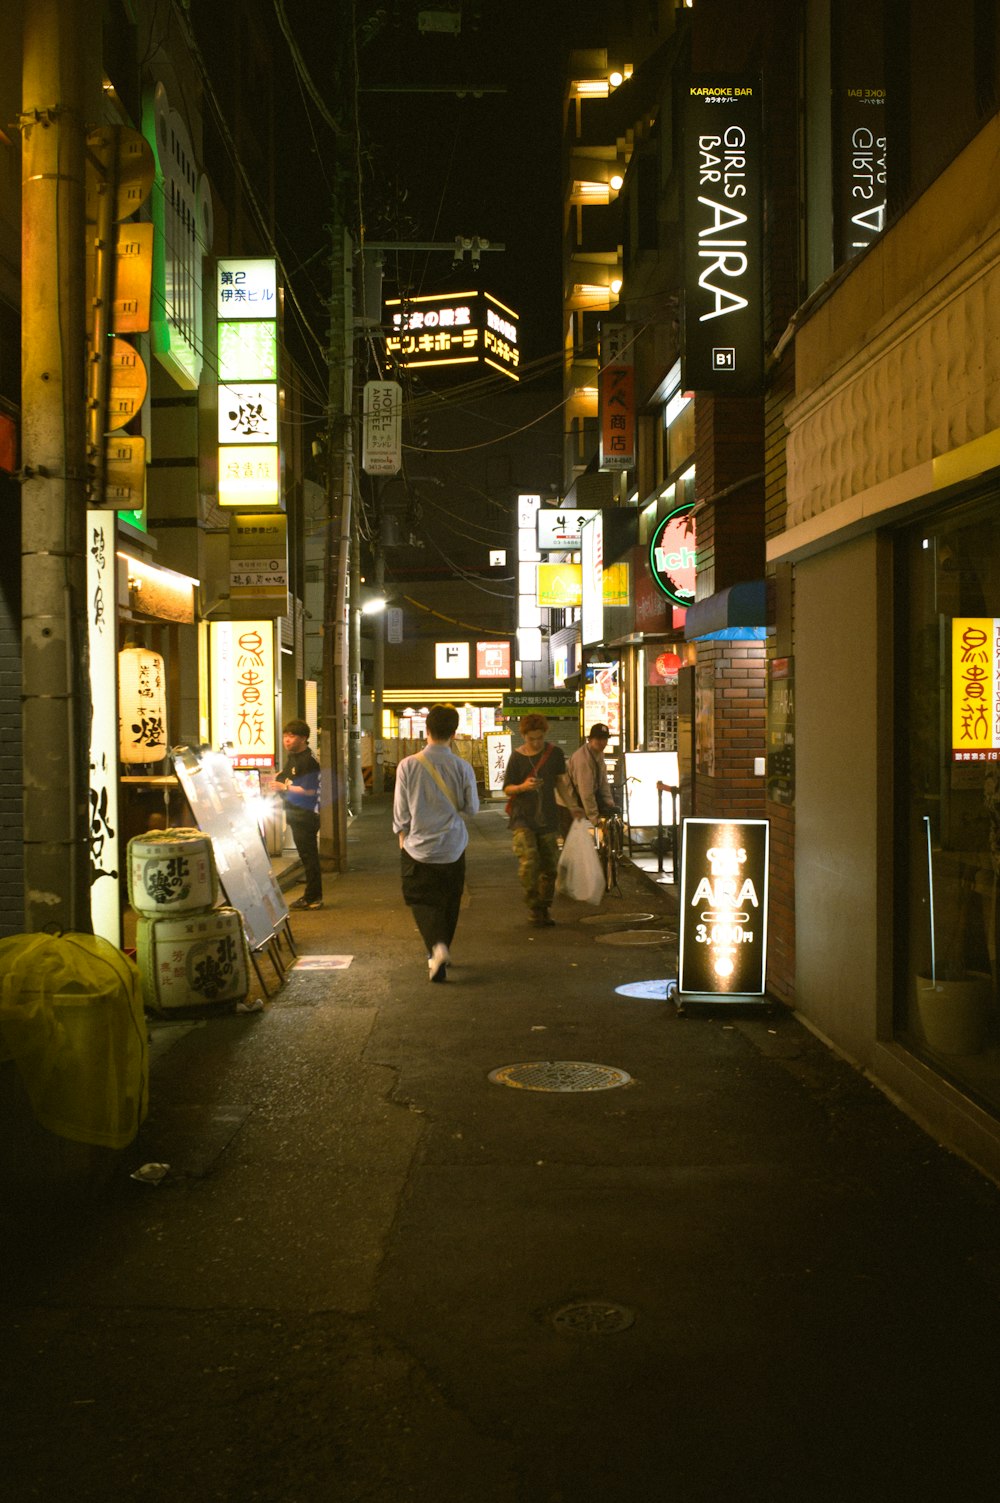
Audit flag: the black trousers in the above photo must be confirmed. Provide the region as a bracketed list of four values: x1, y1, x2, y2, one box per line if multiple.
[286, 807, 322, 901]
[401, 850, 466, 952]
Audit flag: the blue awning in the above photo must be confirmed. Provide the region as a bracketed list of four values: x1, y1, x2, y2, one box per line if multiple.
[683, 580, 768, 642]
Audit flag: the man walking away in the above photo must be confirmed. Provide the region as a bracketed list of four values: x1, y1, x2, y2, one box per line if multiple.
[273, 719, 323, 910]
[502, 713, 584, 927]
[567, 724, 618, 826]
[393, 703, 479, 982]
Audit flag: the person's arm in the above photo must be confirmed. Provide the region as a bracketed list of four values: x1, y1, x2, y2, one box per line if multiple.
[571, 755, 601, 822]
[463, 764, 480, 816]
[392, 760, 411, 845]
[502, 754, 533, 798]
[555, 771, 587, 820]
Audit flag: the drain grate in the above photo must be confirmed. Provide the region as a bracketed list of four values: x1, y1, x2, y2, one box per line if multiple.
[595, 929, 677, 947]
[579, 911, 655, 927]
[550, 1300, 635, 1335]
[488, 1061, 631, 1092]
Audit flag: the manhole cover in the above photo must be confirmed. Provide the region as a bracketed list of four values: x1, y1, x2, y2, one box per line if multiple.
[579, 911, 655, 926]
[550, 1300, 635, 1335]
[488, 1061, 632, 1092]
[615, 978, 673, 1000]
[595, 929, 677, 947]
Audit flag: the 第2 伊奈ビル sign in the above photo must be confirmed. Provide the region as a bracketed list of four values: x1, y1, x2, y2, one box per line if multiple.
[678, 819, 769, 999]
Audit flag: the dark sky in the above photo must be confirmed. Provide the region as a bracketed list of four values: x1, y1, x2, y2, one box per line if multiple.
[271, 1, 601, 372]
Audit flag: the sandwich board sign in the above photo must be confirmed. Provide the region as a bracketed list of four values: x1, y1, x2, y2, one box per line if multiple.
[674, 818, 769, 1006]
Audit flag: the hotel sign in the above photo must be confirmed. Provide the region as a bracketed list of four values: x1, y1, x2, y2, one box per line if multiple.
[683, 77, 763, 395]
[385, 291, 520, 380]
[678, 819, 769, 999]
[362, 380, 402, 476]
[952, 618, 1000, 760]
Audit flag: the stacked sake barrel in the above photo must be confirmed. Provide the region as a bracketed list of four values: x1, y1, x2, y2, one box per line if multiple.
[128, 828, 251, 1012]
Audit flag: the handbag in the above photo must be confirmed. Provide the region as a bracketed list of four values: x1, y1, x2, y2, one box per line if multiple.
[505, 743, 554, 817]
[556, 818, 605, 905]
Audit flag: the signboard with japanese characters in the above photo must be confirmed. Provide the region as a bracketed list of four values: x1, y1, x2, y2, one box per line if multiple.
[88, 511, 121, 944]
[485, 731, 513, 793]
[678, 819, 770, 999]
[209, 621, 276, 769]
[385, 291, 520, 380]
[435, 641, 471, 680]
[683, 78, 764, 395]
[952, 618, 1000, 760]
[599, 362, 635, 470]
[119, 647, 168, 764]
[215, 258, 280, 510]
[229, 513, 288, 607]
[536, 508, 599, 553]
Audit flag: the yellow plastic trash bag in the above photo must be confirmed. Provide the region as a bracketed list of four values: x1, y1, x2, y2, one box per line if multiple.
[0, 932, 148, 1149]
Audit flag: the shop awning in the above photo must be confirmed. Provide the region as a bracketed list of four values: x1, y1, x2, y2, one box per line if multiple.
[683, 580, 768, 642]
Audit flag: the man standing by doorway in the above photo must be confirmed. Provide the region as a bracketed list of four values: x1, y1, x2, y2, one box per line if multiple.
[274, 719, 323, 910]
[567, 724, 618, 826]
[393, 703, 479, 982]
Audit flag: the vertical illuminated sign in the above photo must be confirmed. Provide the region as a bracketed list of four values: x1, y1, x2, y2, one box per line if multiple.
[952, 618, 1000, 760]
[834, 4, 886, 264]
[678, 819, 770, 998]
[216, 259, 280, 508]
[87, 511, 121, 945]
[683, 77, 763, 395]
[210, 621, 276, 768]
[581, 513, 604, 646]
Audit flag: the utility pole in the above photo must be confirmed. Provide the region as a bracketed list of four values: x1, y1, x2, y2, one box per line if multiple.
[320, 216, 353, 873]
[20, 0, 98, 932]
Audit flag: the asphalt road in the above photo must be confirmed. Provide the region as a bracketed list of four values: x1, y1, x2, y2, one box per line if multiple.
[3, 798, 1000, 1502]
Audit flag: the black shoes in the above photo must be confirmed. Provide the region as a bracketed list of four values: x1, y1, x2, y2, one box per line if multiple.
[290, 896, 323, 910]
[529, 908, 555, 927]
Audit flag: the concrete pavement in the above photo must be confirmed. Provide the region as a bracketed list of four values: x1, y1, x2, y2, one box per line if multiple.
[3, 796, 1000, 1501]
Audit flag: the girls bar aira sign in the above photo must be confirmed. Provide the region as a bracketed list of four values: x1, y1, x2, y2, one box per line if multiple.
[683, 77, 763, 396]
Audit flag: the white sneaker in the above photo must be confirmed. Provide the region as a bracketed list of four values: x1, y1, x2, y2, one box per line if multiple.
[428, 943, 450, 982]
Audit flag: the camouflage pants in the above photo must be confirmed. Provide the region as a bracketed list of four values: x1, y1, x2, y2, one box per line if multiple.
[512, 828, 560, 910]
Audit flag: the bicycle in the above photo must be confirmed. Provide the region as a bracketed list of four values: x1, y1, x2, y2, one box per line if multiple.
[594, 811, 625, 895]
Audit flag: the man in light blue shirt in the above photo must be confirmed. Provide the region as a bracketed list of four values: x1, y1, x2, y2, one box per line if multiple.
[393, 703, 479, 982]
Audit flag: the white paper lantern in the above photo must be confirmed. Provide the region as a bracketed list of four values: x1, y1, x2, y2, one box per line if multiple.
[118, 647, 168, 764]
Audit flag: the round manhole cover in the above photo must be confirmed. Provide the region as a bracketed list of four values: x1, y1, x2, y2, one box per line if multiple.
[550, 1300, 635, 1335]
[595, 929, 677, 947]
[579, 911, 655, 926]
[488, 1061, 632, 1092]
[615, 978, 673, 1000]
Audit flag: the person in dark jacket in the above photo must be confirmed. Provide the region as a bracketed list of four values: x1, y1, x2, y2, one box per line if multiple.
[273, 719, 323, 909]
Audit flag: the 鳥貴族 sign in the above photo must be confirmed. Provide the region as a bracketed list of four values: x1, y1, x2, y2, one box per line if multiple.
[678, 819, 769, 999]
[683, 77, 763, 395]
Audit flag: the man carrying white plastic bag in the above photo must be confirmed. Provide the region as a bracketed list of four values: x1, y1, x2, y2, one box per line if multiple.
[557, 819, 606, 906]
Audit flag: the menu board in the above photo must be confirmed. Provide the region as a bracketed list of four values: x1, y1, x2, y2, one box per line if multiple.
[172, 745, 288, 951]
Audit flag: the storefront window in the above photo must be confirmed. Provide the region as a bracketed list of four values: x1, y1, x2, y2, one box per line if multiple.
[898, 491, 1000, 1107]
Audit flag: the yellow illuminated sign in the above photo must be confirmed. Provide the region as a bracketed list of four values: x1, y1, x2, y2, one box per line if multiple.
[537, 563, 583, 607]
[209, 621, 276, 767]
[952, 617, 1000, 760]
[218, 444, 280, 507]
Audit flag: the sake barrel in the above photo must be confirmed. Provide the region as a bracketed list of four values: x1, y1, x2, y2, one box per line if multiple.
[127, 828, 219, 916]
[137, 907, 250, 1012]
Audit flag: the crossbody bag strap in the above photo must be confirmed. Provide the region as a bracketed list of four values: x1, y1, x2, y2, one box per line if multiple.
[415, 751, 459, 810]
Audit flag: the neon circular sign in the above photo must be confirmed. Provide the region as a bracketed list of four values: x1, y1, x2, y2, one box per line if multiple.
[648, 503, 696, 605]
